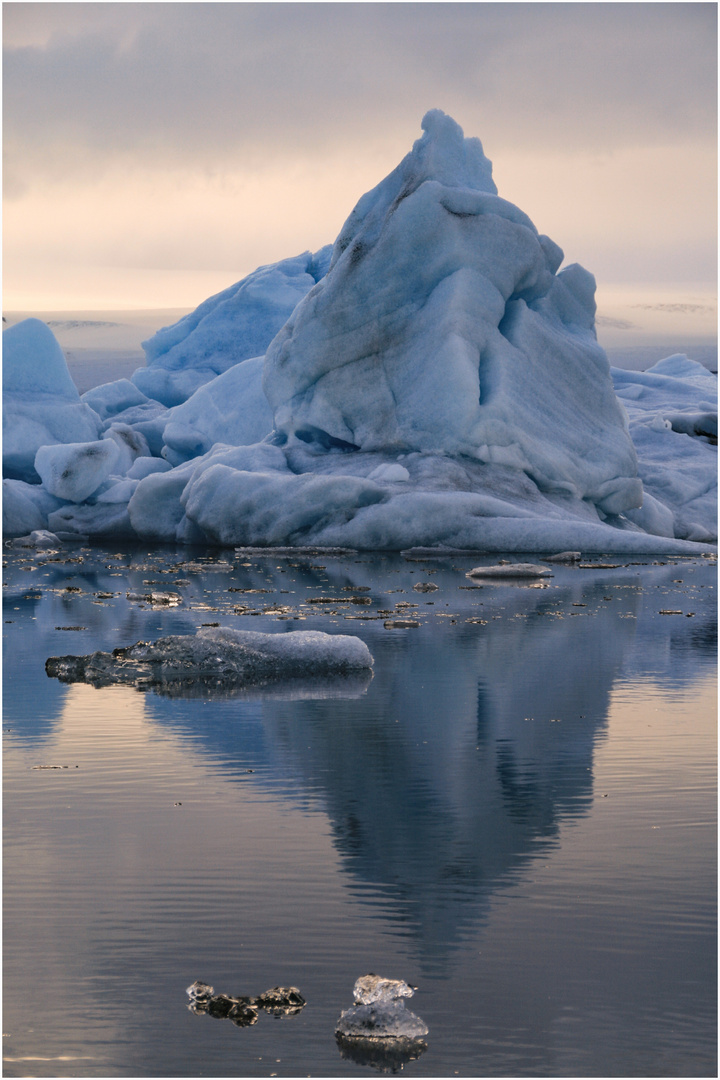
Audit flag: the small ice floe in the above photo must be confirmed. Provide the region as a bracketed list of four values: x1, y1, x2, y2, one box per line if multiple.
[335, 973, 428, 1043]
[6, 529, 61, 550]
[543, 551, 582, 563]
[126, 590, 182, 605]
[234, 547, 356, 557]
[466, 562, 554, 579]
[412, 581, 438, 593]
[45, 626, 374, 695]
[186, 982, 305, 1027]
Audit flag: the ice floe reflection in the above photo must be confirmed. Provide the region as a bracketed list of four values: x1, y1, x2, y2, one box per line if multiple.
[5, 544, 715, 977]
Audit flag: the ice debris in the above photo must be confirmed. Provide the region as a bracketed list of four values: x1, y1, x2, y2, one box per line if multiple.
[543, 551, 582, 563]
[5, 529, 61, 550]
[352, 974, 416, 1005]
[466, 562, 554, 578]
[45, 626, 374, 693]
[186, 981, 305, 1027]
[335, 973, 428, 1041]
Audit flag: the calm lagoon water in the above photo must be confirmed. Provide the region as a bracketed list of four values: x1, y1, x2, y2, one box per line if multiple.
[3, 544, 717, 1078]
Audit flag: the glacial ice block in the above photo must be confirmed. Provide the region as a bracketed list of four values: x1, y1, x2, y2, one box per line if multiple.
[263, 110, 641, 516]
[35, 440, 121, 503]
[133, 247, 332, 406]
[3, 319, 102, 482]
[335, 1000, 429, 1039]
[336, 973, 428, 1040]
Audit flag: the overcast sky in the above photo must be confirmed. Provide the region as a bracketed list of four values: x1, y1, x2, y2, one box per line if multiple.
[3, 2, 717, 311]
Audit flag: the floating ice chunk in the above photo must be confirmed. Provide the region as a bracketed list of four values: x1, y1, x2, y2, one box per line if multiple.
[543, 551, 582, 563]
[367, 463, 410, 483]
[253, 986, 306, 1012]
[46, 626, 374, 692]
[126, 591, 182, 605]
[35, 440, 120, 502]
[466, 562, 554, 578]
[336, 1001, 428, 1039]
[185, 981, 304, 1024]
[613, 359, 717, 543]
[3, 319, 102, 482]
[5, 529, 61, 550]
[353, 974, 416, 1005]
[336, 974, 427, 1042]
[3, 318, 79, 399]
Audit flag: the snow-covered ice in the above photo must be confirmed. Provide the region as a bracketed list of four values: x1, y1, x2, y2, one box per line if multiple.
[3, 112, 716, 553]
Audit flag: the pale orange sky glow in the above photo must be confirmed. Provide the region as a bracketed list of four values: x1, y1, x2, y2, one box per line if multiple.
[3, 2, 717, 312]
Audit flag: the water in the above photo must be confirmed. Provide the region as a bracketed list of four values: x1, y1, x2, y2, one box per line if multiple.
[3, 544, 716, 1077]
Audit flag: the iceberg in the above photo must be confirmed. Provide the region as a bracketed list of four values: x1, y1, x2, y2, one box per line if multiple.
[132, 247, 332, 407]
[3, 113, 716, 552]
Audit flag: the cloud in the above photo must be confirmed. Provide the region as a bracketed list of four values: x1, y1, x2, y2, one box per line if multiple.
[3, 3, 716, 307]
[4, 2, 717, 189]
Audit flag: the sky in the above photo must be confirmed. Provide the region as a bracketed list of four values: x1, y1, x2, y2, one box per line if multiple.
[3, 1, 717, 311]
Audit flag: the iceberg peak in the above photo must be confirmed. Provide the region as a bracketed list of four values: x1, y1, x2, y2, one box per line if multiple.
[417, 108, 497, 196]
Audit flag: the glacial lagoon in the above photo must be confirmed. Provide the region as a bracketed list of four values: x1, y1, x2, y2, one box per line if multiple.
[3, 544, 716, 1077]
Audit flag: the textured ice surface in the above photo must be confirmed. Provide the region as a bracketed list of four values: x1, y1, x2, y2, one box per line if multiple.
[5, 529, 61, 550]
[612, 356, 717, 543]
[35, 440, 121, 503]
[81, 378, 151, 421]
[264, 110, 640, 516]
[185, 982, 305, 1025]
[160, 356, 273, 465]
[3, 319, 102, 483]
[335, 1001, 428, 1039]
[336, 973, 428, 1040]
[133, 248, 332, 406]
[46, 626, 374, 692]
[353, 974, 416, 1004]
